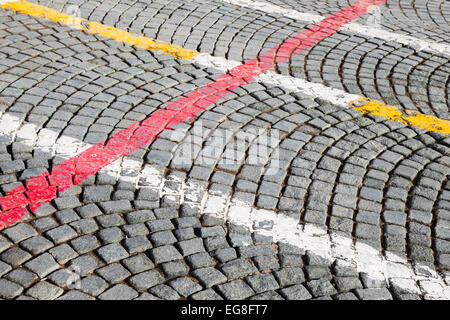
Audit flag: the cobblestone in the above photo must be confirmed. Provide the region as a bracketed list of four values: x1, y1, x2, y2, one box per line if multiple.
[0, 0, 449, 301]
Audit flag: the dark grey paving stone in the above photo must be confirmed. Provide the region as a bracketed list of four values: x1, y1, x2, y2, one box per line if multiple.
[191, 267, 227, 288]
[306, 279, 338, 297]
[245, 273, 279, 293]
[45, 225, 78, 244]
[274, 267, 305, 287]
[220, 258, 258, 279]
[150, 245, 183, 264]
[279, 284, 313, 300]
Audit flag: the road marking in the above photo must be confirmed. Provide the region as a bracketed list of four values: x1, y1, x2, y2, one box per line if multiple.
[194, 58, 450, 134]
[352, 98, 450, 134]
[221, 0, 450, 56]
[0, 0, 388, 229]
[0, 0, 199, 59]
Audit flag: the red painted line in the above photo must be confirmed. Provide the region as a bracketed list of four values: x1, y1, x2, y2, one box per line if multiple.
[0, 0, 386, 229]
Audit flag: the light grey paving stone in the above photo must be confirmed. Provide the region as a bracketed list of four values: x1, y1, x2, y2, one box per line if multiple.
[1, 247, 32, 267]
[24, 253, 60, 278]
[134, 293, 161, 300]
[123, 235, 152, 254]
[168, 276, 203, 297]
[4, 268, 38, 288]
[149, 284, 180, 300]
[191, 288, 223, 300]
[83, 185, 113, 202]
[45, 225, 78, 244]
[249, 291, 285, 300]
[98, 284, 139, 300]
[161, 260, 190, 279]
[96, 263, 131, 284]
[97, 243, 129, 263]
[20, 236, 54, 255]
[0, 279, 23, 299]
[69, 254, 103, 276]
[26, 281, 64, 300]
[49, 244, 78, 264]
[70, 235, 100, 254]
[70, 218, 99, 234]
[185, 252, 216, 269]
[128, 270, 165, 292]
[334, 292, 360, 300]
[176, 238, 205, 256]
[31, 218, 58, 233]
[57, 290, 95, 300]
[0, 260, 12, 277]
[216, 279, 255, 300]
[77, 275, 108, 296]
[0, 235, 12, 254]
[3, 223, 38, 243]
[122, 254, 155, 274]
[47, 269, 79, 287]
[97, 227, 124, 244]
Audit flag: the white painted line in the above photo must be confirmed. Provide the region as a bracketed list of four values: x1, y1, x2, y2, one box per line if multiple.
[193, 52, 361, 107]
[220, 0, 450, 56]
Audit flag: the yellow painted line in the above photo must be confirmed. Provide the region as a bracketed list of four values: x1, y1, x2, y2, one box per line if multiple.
[351, 98, 450, 135]
[0, 0, 199, 59]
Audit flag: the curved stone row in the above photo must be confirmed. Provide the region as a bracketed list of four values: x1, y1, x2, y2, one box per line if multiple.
[0, 0, 449, 301]
[287, 29, 450, 119]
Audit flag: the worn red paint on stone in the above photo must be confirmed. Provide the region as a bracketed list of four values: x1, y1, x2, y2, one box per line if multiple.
[0, 0, 387, 229]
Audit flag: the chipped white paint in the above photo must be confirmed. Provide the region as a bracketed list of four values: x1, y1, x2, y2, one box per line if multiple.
[118, 152, 450, 298]
[258, 72, 361, 107]
[193, 53, 241, 73]
[221, 0, 324, 23]
[220, 0, 450, 56]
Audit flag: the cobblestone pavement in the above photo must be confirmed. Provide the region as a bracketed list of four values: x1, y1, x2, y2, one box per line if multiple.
[0, 0, 449, 300]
